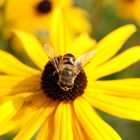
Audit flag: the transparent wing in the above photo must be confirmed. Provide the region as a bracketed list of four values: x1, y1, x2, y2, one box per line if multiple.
[44, 44, 59, 72]
[74, 50, 96, 70]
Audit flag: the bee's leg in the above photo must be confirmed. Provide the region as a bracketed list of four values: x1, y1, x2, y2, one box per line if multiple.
[48, 71, 57, 76]
[53, 71, 57, 76]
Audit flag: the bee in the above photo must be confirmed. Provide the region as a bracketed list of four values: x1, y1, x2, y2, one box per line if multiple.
[44, 44, 96, 91]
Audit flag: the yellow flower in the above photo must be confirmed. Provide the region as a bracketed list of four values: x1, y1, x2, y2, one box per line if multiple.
[0, 9, 140, 140]
[116, 0, 140, 23]
[4, 0, 90, 35]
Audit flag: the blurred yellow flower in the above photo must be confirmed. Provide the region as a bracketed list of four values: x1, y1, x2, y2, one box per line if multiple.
[116, 0, 140, 23]
[4, 0, 91, 36]
[0, 9, 140, 140]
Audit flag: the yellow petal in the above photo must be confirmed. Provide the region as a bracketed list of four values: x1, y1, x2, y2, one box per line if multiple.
[52, 103, 63, 140]
[72, 107, 90, 140]
[13, 100, 42, 127]
[13, 108, 44, 140]
[74, 97, 122, 140]
[90, 78, 140, 98]
[0, 97, 24, 123]
[0, 75, 41, 96]
[72, 118, 87, 140]
[60, 103, 67, 140]
[87, 24, 136, 70]
[14, 101, 56, 140]
[15, 92, 50, 119]
[0, 87, 37, 97]
[50, 8, 71, 55]
[0, 109, 32, 135]
[91, 46, 140, 79]
[65, 103, 73, 140]
[0, 50, 39, 75]
[14, 29, 48, 70]
[0, 107, 36, 135]
[36, 114, 54, 140]
[67, 33, 96, 58]
[84, 91, 140, 121]
[0, 120, 18, 135]
[0, 96, 43, 135]
[0, 109, 38, 135]
[53, 102, 73, 140]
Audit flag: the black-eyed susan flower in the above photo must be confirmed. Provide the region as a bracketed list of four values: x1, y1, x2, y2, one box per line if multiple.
[1, 9, 140, 140]
[4, 0, 90, 35]
[115, 0, 140, 23]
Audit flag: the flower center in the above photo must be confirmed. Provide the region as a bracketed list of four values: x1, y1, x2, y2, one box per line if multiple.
[41, 56, 87, 101]
[36, 0, 52, 14]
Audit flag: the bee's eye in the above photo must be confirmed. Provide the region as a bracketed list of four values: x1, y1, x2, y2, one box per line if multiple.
[63, 70, 73, 77]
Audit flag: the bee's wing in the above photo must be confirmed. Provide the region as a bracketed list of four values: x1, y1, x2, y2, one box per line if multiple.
[74, 50, 96, 71]
[44, 44, 59, 72]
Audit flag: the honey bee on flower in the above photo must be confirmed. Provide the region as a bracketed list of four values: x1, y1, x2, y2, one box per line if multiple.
[44, 44, 95, 92]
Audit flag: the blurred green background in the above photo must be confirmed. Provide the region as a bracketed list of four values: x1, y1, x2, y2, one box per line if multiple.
[0, 0, 140, 139]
